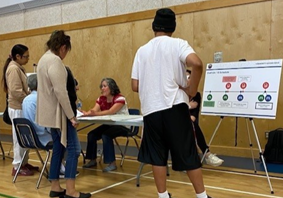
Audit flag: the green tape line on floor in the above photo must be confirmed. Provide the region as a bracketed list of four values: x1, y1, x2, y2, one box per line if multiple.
[0, 193, 17, 198]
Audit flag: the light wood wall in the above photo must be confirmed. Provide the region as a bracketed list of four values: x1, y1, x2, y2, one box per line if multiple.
[1, 0, 282, 157]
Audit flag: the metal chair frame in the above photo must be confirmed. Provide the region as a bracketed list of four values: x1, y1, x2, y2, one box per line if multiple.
[96, 109, 141, 167]
[12, 118, 53, 189]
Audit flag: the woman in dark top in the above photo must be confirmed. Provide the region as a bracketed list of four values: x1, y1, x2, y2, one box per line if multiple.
[66, 66, 78, 115]
[187, 70, 224, 167]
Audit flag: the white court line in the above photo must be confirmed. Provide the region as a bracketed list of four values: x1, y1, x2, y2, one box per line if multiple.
[90, 177, 137, 194]
[23, 157, 283, 197]
[147, 177, 283, 198]
[90, 171, 153, 195]
[202, 168, 283, 181]
[87, 170, 283, 198]
[87, 164, 283, 197]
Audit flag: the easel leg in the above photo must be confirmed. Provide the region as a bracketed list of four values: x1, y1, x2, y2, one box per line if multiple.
[245, 118, 257, 173]
[249, 118, 274, 194]
[201, 116, 224, 163]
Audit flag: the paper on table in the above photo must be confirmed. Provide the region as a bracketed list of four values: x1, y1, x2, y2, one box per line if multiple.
[124, 116, 143, 122]
[109, 115, 142, 121]
[77, 115, 113, 121]
[77, 114, 142, 121]
[76, 110, 84, 117]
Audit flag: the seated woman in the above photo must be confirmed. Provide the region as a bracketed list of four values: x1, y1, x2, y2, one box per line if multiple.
[81, 78, 130, 172]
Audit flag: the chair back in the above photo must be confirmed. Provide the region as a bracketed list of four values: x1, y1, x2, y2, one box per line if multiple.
[128, 108, 140, 136]
[13, 118, 52, 150]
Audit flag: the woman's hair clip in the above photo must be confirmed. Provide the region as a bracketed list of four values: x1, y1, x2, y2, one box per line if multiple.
[8, 54, 12, 59]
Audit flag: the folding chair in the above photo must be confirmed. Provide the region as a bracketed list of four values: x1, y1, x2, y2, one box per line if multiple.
[98, 109, 141, 167]
[115, 108, 141, 167]
[12, 118, 53, 189]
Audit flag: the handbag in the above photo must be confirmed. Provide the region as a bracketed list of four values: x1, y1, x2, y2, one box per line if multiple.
[3, 94, 12, 125]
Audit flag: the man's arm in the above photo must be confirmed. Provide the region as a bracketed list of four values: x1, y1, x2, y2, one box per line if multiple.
[186, 53, 203, 97]
[189, 100, 198, 109]
[131, 79, 139, 93]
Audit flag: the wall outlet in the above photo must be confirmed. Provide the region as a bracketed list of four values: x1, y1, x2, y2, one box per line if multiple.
[265, 132, 269, 139]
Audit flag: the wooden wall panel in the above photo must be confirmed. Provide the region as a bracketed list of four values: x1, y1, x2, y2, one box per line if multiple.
[270, 0, 283, 131]
[71, 23, 135, 109]
[131, 19, 153, 110]
[193, 1, 272, 151]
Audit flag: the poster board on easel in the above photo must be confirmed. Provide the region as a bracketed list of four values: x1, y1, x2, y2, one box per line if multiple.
[201, 59, 282, 119]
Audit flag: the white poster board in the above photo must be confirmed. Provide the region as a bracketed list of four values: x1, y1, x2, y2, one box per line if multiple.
[201, 59, 282, 119]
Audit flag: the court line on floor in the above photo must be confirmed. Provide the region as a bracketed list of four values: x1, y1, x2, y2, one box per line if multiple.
[0, 193, 17, 198]
[90, 171, 153, 195]
[140, 176, 282, 198]
[86, 162, 282, 198]
[18, 157, 283, 197]
[87, 168, 283, 198]
[202, 168, 283, 181]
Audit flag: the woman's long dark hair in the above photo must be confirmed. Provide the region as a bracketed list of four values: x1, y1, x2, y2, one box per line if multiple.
[2, 44, 28, 93]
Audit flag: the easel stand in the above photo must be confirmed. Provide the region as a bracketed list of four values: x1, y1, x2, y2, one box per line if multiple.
[202, 116, 274, 194]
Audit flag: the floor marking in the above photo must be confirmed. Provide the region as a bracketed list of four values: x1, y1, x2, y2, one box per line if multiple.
[203, 168, 283, 180]
[13, 158, 283, 197]
[90, 177, 137, 194]
[141, 176, 283, 198]
[89, 171, 153, 194]
[0, 193, 17, 198]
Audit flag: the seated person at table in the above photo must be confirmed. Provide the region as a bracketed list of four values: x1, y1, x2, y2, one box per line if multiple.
[22, 74, 53, 147]
[81, 78, 130, 172]
[22, 74, 77, 177]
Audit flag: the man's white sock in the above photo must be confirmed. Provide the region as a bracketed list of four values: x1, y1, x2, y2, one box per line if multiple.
[158, 190, 169, 198]
[196, 191, 208, 198]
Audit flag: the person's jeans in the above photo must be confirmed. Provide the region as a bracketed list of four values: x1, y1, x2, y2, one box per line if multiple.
[85, 125, 129, 164]
[102, 134, 115, 164]
[49, 120, 81, 180]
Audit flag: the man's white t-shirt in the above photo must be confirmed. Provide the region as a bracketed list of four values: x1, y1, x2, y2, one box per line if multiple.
[131, 36, 195, 116]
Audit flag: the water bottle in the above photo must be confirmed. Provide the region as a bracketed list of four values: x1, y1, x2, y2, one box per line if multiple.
[77, 98, 82, 110]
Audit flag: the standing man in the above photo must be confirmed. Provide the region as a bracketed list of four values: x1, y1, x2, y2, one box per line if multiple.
[131, 8, 211, 198]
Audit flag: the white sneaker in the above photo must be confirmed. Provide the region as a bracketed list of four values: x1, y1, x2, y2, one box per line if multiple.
[205, 153, 224, 166]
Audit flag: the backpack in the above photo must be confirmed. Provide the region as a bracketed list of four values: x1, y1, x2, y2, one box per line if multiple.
[263, 128, 283, 163]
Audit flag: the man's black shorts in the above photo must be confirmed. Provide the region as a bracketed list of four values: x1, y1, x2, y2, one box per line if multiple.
[138, 103, 201, 171]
